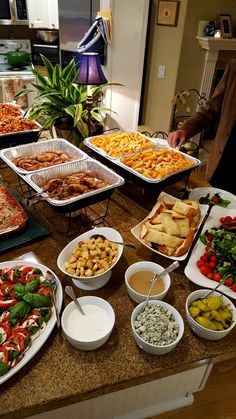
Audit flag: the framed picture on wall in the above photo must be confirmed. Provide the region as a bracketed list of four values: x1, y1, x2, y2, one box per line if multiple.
[156, 1, 180, 27]
[219, 14, 233, 38]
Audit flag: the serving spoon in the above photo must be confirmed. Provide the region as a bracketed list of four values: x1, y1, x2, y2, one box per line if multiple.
[65, 286, 85, 316]
[143, 261, 179, 310]
[90, 234, 136, 248]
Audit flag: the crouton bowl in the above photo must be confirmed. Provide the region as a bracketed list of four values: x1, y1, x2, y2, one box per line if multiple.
[57, 227, 124, 290]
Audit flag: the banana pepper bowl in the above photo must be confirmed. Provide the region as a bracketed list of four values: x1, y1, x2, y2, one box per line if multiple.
[57, 227, 123, 290]
[186, 289, 236, 340]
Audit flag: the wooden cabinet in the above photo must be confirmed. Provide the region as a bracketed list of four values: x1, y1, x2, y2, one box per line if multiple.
[26, 0, 59, 29]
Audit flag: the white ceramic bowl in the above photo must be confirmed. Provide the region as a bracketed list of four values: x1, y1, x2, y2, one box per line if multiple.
[125, 261, 171, 303]
[57, 227, 123, 290]
[186, 289, 236, 340]
[131, 300, 184, 355]
[61, 296, 115, 350]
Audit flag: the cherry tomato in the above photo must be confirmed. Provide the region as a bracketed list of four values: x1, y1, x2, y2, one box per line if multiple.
[233, 216, 236, 221]
[220, 217, 226, 224]
[196, 260, 205, 269]
[207, 272, 213, 280]
[213, 272, 222, 282]
[231, 284, 236, 292]
[200, 255, 209, 263]
[208, 261, 216, 270]
[212, 197, 220, 204]
[210, 255, 218, 263]
[206, 234, 214, 242]
[224, 278, 233, 287]
[224, 216, 232, 223]
[200, 266, 209, 276]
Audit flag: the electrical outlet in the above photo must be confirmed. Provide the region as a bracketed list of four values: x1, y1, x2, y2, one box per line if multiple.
[158, 65, 166, 79]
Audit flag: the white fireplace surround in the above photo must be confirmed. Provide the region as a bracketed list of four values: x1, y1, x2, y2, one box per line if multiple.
[196, 36, 236, 99]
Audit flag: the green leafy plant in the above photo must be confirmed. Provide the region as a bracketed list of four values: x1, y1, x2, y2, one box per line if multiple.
[15, 55, 115, 144]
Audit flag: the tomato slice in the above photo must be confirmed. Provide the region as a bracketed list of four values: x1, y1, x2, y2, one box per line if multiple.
[0, 298, 17, 308]
[0, 322, 12, 341]
[0, 281, 15, 298]
[12, 327, 30, 339]
[0, 346, 9, 365]
[10, 333, 27, 352]
[20, 266, 34, 284]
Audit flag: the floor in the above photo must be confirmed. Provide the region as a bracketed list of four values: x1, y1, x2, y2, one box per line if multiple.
[151, 357, 236, 419]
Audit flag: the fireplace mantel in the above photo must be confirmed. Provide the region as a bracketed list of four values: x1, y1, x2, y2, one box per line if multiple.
[196, 36, 236, 51]
[196, 36, 236, 99]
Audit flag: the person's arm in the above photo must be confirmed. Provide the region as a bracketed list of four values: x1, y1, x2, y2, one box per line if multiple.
[168, 60, 232, 147]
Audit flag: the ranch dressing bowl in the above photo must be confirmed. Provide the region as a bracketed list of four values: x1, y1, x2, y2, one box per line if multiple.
[61, 296, 115, 350]
[131, 300, 184, 355]
[125, 261, 171, 304]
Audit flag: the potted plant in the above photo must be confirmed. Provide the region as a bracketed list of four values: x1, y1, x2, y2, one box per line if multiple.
[15, 55, 113, 146]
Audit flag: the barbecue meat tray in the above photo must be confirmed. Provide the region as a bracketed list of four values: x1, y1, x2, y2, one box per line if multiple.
[24, 158, 124, 212]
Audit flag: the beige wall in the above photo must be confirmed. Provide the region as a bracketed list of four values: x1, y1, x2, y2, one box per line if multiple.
[142, 0, 236, 134]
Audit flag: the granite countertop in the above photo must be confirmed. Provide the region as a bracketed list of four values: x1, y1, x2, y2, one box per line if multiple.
[1, 165, 236, 419]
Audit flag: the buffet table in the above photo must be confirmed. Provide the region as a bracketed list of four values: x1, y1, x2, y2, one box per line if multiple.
[1, 162, 236, 419]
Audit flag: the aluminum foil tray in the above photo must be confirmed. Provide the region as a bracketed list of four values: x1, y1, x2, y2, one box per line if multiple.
[115, 146, 201, 184]
[0, 102, 24, 120]
[24, 158, 124, 207]
[83, 130, 168, 160]
[0, 138, 89, 175]
[0, 119, 42, 150]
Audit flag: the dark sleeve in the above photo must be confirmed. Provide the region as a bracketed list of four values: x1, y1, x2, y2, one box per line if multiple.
[182, 60, 232, 139]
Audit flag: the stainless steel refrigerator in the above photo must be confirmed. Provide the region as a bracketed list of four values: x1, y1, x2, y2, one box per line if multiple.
[58, 0, 102, 67]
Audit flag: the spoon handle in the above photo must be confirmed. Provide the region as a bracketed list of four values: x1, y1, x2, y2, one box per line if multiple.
[65, 286, 85, 316]
[145, 261, 179, 308]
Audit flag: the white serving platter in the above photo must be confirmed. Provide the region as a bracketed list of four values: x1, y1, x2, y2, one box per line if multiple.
[189, 187, 236, 209]
[0, 138, 88, 175]
[184, 205, 236, 300]
[0, 260, 63, 385]
[131, 192, 209, 261]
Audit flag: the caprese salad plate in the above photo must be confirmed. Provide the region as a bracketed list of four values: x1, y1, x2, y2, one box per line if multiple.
[0, 260, 63, 385]
[185, 206, 236, 300]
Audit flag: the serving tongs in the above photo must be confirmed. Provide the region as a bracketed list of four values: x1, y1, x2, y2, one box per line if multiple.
[22, 191, 50, 207]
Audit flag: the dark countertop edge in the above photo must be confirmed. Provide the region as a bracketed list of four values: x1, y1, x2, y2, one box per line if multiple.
[2, 350, 236, 419]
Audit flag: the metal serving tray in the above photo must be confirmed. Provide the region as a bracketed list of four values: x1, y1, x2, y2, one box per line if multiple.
[24, 158, 124, 207]
[83, 130, 168, 160]
[0, 119, 42, 150]
[0, 138, 88, 175]
[115, 146, 201, 184]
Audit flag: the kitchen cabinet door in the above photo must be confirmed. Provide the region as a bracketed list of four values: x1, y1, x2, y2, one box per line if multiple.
[26, 0, 59, 29]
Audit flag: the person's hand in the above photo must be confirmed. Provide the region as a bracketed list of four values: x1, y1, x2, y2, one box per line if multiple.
[167, 129, 187, 149]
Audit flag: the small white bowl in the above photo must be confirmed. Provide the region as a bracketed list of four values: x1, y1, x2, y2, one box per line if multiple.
[125, 261, 171, 303]
[131, 300, 184, 355]
[186, 289, 236, 340]
[61, 296, 115, 350]
[57, 227, 123, 290]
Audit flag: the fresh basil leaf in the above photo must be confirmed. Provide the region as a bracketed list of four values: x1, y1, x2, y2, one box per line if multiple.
[200, 234, 207, 245]
[25, 278, 40, 293]
[9, 301, 31, 326]
[13, 283, 26, 299]
[23, 292, 52, 308]
[32, 268, 42, 275]
[0, 361, 9, 376]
